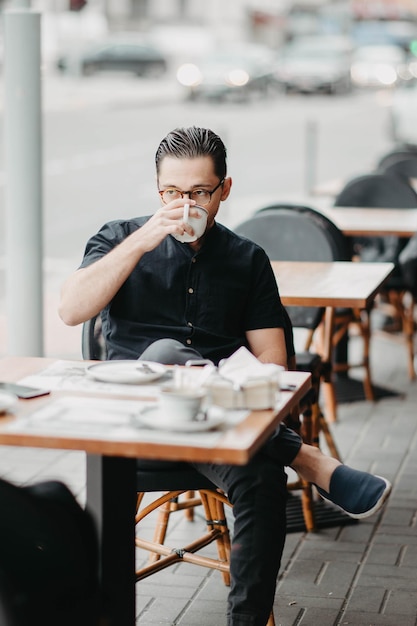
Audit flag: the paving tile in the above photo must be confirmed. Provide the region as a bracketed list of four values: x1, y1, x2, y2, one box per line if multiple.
[372, 531, 417, 548]
[137, 596, 193, 623]
[365, 542, 407, 565]
[177, 598, 229, 625]
[346, 585, 389, 613]
[357, 575, 417, 595]
[340, 610, 416, 625]
[383, 589, 417, 615]
[273, 602, 344, 626]
[296, 541, 365, 563]
[278, 559, 359, 598]
[373, 526, 417, 541]
[359, 562, 417, 585]
[334, 520, 376, 543]
[381, 506, 417, 526]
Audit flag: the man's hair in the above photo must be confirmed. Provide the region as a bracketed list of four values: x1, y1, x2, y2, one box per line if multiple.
[155, 126, 227, 180]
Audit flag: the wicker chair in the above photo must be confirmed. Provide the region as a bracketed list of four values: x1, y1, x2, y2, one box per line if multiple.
[81, 316, 233, 584]
[82, 316, 281, 624]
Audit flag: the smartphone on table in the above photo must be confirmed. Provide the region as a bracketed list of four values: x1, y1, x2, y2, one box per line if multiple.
[0, 382, 50, 399]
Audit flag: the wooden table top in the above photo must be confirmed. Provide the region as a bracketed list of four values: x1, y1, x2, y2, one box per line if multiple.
[0, 357, 311, 466]
[271, 260, 394, 308]
[318, 205, 417, 237]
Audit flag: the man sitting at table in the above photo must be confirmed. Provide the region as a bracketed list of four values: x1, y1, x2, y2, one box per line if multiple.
[59, 126, 391, 626]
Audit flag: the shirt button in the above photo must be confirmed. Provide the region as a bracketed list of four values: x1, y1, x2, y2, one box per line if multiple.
[188, 288, 194, 294]
[186, 339, 192, 345]
[187, 322, 193, 327]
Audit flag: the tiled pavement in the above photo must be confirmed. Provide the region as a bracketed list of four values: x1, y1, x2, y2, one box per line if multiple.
[0, 320, 416, 625]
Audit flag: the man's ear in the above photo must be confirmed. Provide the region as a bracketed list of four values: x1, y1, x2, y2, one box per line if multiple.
[221, 177, 232, 201]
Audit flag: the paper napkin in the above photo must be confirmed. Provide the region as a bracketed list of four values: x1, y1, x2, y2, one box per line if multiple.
[218, 346, 284, 388]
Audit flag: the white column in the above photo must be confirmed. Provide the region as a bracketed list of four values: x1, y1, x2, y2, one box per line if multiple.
[4, 8, 44, 356]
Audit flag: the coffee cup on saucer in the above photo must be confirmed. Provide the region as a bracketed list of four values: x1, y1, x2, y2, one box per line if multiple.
[173, 204, 208, 243]
[159, 386, 207, 422]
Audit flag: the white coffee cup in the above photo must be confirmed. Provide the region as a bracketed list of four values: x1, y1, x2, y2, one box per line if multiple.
[173, 205, 208, 243]
[159, 386, 207, 422]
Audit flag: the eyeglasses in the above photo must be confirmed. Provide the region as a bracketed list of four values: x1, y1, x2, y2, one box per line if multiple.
[159, 179, 224, 206]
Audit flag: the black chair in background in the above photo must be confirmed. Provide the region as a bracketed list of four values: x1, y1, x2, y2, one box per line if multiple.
[234, 204, 357, 431]
[248, 203, 350, 333]
[398, 233, 417, 375]
[334, 172, 417, 379]
[334, 172, 417, 263]
[334, 172, 417, 208]
[378, 155, 417, 186]
[399, 233, 417, 295]
[376, 147, 417, 172]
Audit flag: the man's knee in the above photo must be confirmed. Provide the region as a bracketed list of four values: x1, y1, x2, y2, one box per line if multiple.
[216, 457, 288, 507]
[262, 423, 303, 467]
[139, 339, 202, 365]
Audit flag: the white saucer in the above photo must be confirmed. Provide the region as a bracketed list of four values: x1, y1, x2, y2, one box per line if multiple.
[86, 360, 167, 384]
[0, 391, 18, 414]
[135, 405, 225, 433]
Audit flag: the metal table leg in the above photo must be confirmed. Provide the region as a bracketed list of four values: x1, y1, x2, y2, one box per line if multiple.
[87, 454, 137, 626]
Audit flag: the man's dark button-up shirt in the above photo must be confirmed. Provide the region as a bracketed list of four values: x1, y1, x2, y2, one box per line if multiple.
[80, 217, 285, 364]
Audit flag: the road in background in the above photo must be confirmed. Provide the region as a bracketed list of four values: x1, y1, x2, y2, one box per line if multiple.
[0, 72, 396, 356]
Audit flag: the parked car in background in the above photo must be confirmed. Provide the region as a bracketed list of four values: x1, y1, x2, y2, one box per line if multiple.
[273, 36, 353, 94]
[389, 78, 417, 147]
[350, 44, 407, 88]
[176, 44, 276, 101]
[56, 34, 168, 77]
[352, 19, 417, 52]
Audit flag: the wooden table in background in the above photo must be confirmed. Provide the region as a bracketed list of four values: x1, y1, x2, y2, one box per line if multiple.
[318, 205, 417, 238]
[271, 261, 394, 422]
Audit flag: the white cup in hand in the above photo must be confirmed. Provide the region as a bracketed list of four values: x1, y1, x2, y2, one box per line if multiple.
[173, 205, 208, 243]
[159, 387, 206, 422]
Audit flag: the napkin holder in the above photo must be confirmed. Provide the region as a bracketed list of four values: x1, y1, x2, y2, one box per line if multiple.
[206, 374, 281, 410]
[185, 347, 284, 410]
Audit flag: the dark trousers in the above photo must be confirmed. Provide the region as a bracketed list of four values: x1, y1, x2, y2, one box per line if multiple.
[140, 339, 303, 626]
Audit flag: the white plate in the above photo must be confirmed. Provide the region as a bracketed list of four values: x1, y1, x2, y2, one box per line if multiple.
[135, 405, 225, 433]
[0, 391, 18, 414]
[86, 360, 167, 384]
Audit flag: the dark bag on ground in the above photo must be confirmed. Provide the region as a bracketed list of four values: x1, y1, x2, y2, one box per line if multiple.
[0, 478, 99, 626]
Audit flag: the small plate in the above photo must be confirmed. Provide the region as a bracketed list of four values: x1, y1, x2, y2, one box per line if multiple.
[0, 391, 18, 415]
[135, 405, 225, 433]
[86, 360, 167, 384]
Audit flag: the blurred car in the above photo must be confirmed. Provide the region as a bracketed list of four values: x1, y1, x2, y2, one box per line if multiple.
[273, 36, 353, 94]
[389, 78, 417, 146]
[285, 3, 353, 40]
[56, 35, 167, 77]
[352, 19, 417, 51]
[176, 44, 276, 101]
[350, 45, 407, 88]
